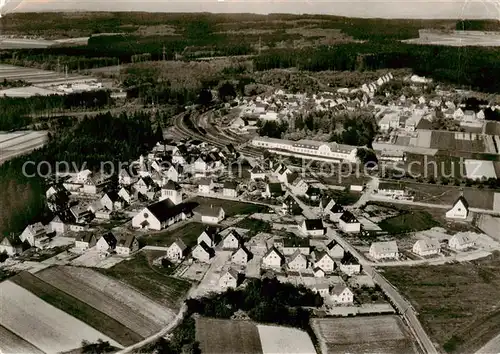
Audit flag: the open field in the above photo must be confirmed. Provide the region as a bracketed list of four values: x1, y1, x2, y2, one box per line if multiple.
[404, 153, 466, 179]
[403, 30, 500, 46]
[192, 196, 268, 217]
[142, 221, 205, 248]
[0, 64, 95, 86]
[256, 324, 316, 354]
[378, 210, 440, 235]
[485, 122, 500, 136]
[427, 131, 486, 153]
[0, 130, 48, 164]
[311, 315, 416, 354]
[36, 265, 176, 338]
[0, 324, 45, 354]
[383, 252, 500, 353]
[99, 252, 192, 308]
[0, 280, 120, 353]
[11, 271, 142, 346]
[196, 317, 263, 354]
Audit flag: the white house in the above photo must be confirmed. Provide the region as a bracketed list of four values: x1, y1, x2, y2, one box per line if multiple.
[132, 199, 190, 231]
[196, 206, 225, 224]
[192, 242, 215, 263]
[222, 230, 243, 250]
[312, 283, 330, 298]
[0, 238, 19, 256]
[231, 246, 253, 266]
[449, 233, 475, 251]
[300, 219, 325, 237]
[339, 253, 361, 276]
[223, 181, 238, 198]
[115, 235, 139, 256]
[118, 186, 135, 205]
[446, 196, 469, 220]
[287, 250, 308, 271]
[338, 211, 361, 233]
[74, 233, 97, 250]
[262, 247, 285, 268]
[326, 240, 345, 260]
[96, 232, 118, 252]
[100, 191, 124, 212]
[413, 238, 441, 256]
[369, 241, 399, 260]
[314, 251, 335, 273]
[330, 284, 354, 305]
[119, 168, 135, 186]
[160, 180, 183, 205]
[167, 239, 188, 261]
[249, 166, 266, 181]
[198, 178, 214, 194]
[290, 178, 309, 196]
[134, 176, 156, 195]
[219, 268, 240, 289]
[165, 165, 181, 182]
[49, 216, 67, 234]
[197, 228, 220, 248]
[453, 108, 464, 120]
[19, 222, 47, 247]
[313, 267, 325, 278]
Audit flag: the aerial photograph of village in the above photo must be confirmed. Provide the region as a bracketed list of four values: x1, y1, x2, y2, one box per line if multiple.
[0, 2, 500, 354]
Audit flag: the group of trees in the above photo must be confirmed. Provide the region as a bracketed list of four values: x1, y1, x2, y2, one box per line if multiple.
[186, 278, 323, 330]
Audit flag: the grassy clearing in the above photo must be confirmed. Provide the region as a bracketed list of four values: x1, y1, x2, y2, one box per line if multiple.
[235, 217, 272, 236]
[141, 222, 205, 248]
[378, 210, 440, 235]
[382, 252, 500, 353]
[10, 271, 142, 346]
[191, 197, 268, 217]
[100, 252, 192, 309]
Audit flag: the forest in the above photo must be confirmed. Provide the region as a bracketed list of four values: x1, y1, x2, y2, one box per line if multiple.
[0, 111, 160, 237]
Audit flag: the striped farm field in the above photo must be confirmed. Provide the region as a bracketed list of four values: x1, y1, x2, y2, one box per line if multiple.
[11, 271, 142, 346]
[0, 324, 45, 354]
[36, 266, 176, 338]
[0, 280, 121, 354]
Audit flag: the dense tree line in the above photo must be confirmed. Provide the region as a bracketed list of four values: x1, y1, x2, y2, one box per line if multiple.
[253, 43, 500, 93]
[0, 111, 158, 237]
[186, 278, 323, 330]
[0, 90, 112, 131]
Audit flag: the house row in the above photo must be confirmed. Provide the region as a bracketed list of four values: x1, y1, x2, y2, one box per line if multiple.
[74, 232, 139, 256]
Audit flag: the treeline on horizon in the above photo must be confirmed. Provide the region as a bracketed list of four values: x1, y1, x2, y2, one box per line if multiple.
[253, 42, 500, 93]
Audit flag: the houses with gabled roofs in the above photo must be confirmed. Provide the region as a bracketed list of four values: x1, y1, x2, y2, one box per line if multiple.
[172, 145, 188, 165]
[413, 238, 441, 256]
[300, 219, 325, 237]
[19, 222, 47, 247]
[192, 242, 215, 263]
[219, 268, 240, 289]
[74, 233, 97, 251]
[285, 172, 300, 187]
[313, 267, 325, 278]
[134, 176, 156, 195]
[195, 205, 225, 224]
[222, 229, 244, 250]
[290, 177, 309, 196]
[262, 182, 284, 199]
[0, 237, 20, 255]
[165, 164, 182, 183]
[118, 186, 136, 205]
[101, 191, 124, 212]
[197, 227, 220, 248]
[275, 164, 292, 183]
[132, 199, 192, 230]
[339, 211, 361, 233]
[116, 235, 139, 256]
[449, 233, 475, 250]
[339, 252, 361, 275]
[312, 283, 330, 297]
[167, 238, 188, 261]
[223, 181, 238, 198]
[446, 196, 469, 220]
[287, 250, 308, 271]
[369, 241, 399, 260]
[262, 247, 285, 268]
[330, 284, 354, 305]
[281, 195, 302, 215]
[231, 246, 253, 266]
[326, 240, 345, 260]
[96, 232, 118, 252]
[49, 215, 67, 234]
[313, 251, 335, 273]
[160, 180, 183, 205]
[249, 165, 266, 181]
[198, 178, 214, 194]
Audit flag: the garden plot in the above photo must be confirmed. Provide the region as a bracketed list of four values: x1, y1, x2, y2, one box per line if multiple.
[0, 324, 44, 354]
[191, 250, 233, 298]
[0, 280, 121, 354]
[36, 266, 175, 338]
[311, 316, 415, 354]
[70, 249, 126, 268]
[257, 325, 316, 354]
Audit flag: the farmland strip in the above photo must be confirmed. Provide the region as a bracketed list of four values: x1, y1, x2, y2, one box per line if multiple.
[0, 324, 45, 354]
[11, 271, 143, 346]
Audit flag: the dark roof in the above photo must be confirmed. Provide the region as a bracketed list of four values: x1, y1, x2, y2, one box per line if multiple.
[304, 219, 324, 231]
[197, 241, 216, 257]
[101, 232, 117, 249]
[263, 246, 285, 261]
[163, 180, 182, 191]
[232, 245, 253, 260]
[146, 199, 191, 222]
[306, 186, 321, 196]
[330, 204, 344, 213]
[104, 191, 120, 202]
[224, 229, 244, 243]
[223, 181, 238, 189]
[286, 172, 299, 184]
[117, 235, 137, 248]
[283, 236, 309, 248]
[327, 240, 342, 250]
[250, 165, 264, 174]
[454, 196, 469, 209]
[341, 252, 359, 265]
[267, 183, 283, 195]
[340, 211, 358, 223]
